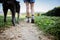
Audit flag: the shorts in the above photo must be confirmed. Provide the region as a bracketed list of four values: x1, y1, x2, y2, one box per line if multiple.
[24, 0, 35, 3]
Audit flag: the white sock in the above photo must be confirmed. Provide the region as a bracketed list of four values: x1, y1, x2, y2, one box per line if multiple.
[32, 15, 34, 19]
[31, 10, 34, 19]
[26, 16, 30, 21]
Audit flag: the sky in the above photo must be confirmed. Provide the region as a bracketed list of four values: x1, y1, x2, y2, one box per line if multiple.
[0, 0, 60, 13]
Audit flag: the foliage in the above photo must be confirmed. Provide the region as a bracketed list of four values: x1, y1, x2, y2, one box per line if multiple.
[35, 16, 60, 40]
[42, 7, 60, 17]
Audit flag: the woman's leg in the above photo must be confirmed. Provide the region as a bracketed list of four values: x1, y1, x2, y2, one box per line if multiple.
[30, 3, 35, 23]
[30, 3, 34, 16]
[25, 2, 30, 17]
[25, 2, 30, 22]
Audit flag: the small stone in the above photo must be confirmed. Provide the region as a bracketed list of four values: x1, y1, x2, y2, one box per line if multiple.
[18, 35, 21, 38]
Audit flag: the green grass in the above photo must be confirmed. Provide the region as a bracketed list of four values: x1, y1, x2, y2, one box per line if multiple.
[0, 15, 12, 28]
[35, 16, 60, 40]
[0, 14, 25, 28]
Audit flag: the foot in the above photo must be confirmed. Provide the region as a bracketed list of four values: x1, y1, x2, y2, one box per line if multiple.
[31, 18, 34, 23]
[26, 16, 30, 23]
[31, 15, 35, 23]
[27, 19, 29, 23]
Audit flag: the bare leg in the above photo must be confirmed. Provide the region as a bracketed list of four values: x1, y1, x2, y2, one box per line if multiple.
[30, 3, 35, 23]
[25, 2, 30, 22]
[25, 2, 30, 17]
[30, 3, 34, 16]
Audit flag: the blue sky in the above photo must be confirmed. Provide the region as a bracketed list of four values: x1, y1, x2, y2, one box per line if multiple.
[0, 0, 60, 13]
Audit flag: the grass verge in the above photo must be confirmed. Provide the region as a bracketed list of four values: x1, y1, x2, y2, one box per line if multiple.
[35, 16, 60, 40]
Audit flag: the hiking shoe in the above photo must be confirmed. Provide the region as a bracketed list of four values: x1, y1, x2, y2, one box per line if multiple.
[31, 18, 34, 23]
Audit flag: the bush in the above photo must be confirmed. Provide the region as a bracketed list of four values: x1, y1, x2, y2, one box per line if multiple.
[35, 16, 60, 40]
[42, 7, 60, 17]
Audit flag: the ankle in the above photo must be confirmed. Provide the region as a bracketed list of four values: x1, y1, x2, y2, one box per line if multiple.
[31, 15, 34, 19]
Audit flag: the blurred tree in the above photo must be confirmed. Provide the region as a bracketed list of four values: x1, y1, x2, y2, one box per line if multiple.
[43, 7, 60, 16]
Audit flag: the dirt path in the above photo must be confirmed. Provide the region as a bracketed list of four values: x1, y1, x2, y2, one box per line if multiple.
[0, 21, 53, 40]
